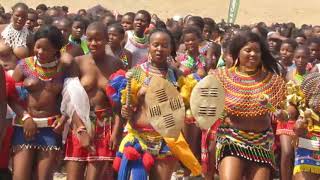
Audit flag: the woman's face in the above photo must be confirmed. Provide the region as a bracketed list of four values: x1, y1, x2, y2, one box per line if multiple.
[280, 43, 294, 64]
[149, 32, 171, 65]
[108, 27, 124, 46]
[133, 13, 149, 34]
[121, 15, 134, 31]
[183, 33, 200, 53]
[294, 49, 309, 71]
[34, 38, 58, 63]
[71, 21, 85, 39]
[86, 29, 107, 55]
[238, 42, 262, 71]
[12, 7, 28, 30]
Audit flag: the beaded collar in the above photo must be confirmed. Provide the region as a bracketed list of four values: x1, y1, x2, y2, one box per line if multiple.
[216, 67, 286, 117]
[21, 56, 63, 82]
[140, 61, 177, 86]
[1, 23, 29, 48]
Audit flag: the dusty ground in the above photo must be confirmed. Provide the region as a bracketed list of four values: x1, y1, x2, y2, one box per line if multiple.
[1, 0, 320, 26]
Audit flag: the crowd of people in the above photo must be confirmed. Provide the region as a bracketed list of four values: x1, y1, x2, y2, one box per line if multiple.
[0, 2, 320, 180]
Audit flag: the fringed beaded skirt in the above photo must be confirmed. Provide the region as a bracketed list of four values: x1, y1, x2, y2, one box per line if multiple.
[216, 125, 276, 170]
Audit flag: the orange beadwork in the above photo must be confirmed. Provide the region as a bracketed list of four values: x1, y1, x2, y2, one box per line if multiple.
[216, 67, 286, 117]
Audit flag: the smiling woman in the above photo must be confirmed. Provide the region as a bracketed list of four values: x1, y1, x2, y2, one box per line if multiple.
[212, 31, 286, 180]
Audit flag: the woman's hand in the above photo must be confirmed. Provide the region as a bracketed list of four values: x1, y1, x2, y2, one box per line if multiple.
[52, 115, 67, 134]
[294, 117, 308, 137]
[23, 117, 38, 141]
[121, 105, 134, 120]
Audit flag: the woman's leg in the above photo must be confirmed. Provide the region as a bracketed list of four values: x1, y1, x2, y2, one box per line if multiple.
[150, 158, 179, 180]
[279, 135, 294, 180]
[205, 136, 217, 180]
[66, 161, 86, 180]
[12, 149, 35, 180]
[35, 150, 59, 180]
[246, 162, 271, 180]
[85, 161, 106, 180]
[294, 172, 320, 180]
[184, 123, 202, 161]
[218, 156, 245, 180]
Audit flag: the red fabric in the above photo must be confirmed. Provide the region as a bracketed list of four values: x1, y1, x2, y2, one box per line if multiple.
[5, 72, 18, 101]
[112, 156, 121, 171]
[142, 152, 154, 172]
[0, 126, 13, 168]
[108, 69, 126, 80]
[65, 123, 115, 161]
[276, 120, 296, 136]
[123, 146, 141, 160]
[201, 119, 222, 173]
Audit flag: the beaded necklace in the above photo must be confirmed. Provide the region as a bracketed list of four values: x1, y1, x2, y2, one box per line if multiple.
[180, 53, 206, 70]
[22, 56, 62, 81]
[133, 32, 147, 44]
[129, 32, 148, 49]
[217, 66, 286, 117]
[140, 62, 177, 86]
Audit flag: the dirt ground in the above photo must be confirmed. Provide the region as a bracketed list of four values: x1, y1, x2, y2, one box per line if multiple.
[1, 0, 320, 26]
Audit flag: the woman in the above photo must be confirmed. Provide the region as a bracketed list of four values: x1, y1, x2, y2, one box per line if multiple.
[107, 23, 132, 70]
[214, 31, 286, 180]
[0, 3, 31, 72]
[294, 72, 320, 180]
[113, 28, 202, 180]
[11, 25, 75, 180]
[65, 22, 123, 180]
[123, 10, 150, 66]
[277, 45, 310, 180]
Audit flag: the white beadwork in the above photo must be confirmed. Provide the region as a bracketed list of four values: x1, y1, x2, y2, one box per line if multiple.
[1, 23, 29, 48]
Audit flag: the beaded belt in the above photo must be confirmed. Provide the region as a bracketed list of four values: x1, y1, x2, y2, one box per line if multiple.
[14, 115, 61, 128]
[298, 137, 320, 151]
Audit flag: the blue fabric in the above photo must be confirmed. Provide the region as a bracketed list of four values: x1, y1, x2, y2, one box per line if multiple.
[12, 127, 62, 149]
[117, 140, 148, 180]
[295, 147, 320, 166]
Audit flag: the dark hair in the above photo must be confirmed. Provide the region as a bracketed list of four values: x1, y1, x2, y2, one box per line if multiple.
[229, 31, 280, 74]
[62, 6, 68, 13]
[156, 20, 166, 29]
[307, 37, 320, 46]
[203, 17, 216, 31]
[86, 21, 108, 37]
[281, 39, 298, 50]
[148, 28, 176, 58]
[36, 4, 48, 11]
[108, 23, 125, 35]
[28, 8, 38, 16]
[182, 26, 202, 40]
[295, 45, 310, 56]
[294, 32, 307, 39]
[73, 15, 89, 30]
[34, 25, 64, 50]
[136, 10, 151, 24]
[123, 12, 135, 20]
[38, 15, 53, 25]
[251, 25, 268, 40]
[54, 17, 73, 28]
[77, 9, 86, 14]
[187, 16, 205, 31]
[12, 3, 28, 12]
